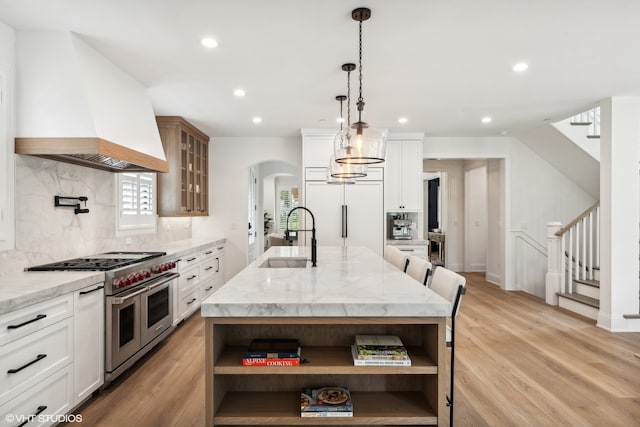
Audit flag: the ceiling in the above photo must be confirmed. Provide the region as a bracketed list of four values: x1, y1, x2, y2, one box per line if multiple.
[1, 0, 639, 139]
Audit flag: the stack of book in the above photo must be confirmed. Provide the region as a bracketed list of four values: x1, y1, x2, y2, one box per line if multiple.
[241, 338, 301, 366]
[300, 387, 353, 417]
[351, 334, 411, 366]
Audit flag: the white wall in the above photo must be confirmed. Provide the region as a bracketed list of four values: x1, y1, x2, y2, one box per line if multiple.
[192, 137, 301, 281]
[424, 136, 595, 296]
[0, 20, 15, 251]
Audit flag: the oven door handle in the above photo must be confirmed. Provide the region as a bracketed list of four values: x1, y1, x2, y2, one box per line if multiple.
[146, 272, 179, 291]
[111, 287, 148, 304]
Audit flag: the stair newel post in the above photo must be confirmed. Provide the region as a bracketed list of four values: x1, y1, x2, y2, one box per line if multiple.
[568, 227, 574, 294]
[546, 222, 563, 305]
[581, 217, 587, 280]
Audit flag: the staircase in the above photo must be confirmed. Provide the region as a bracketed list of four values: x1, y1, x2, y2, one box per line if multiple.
[546, 203, 601, 320]
[551, 106, 601, 161]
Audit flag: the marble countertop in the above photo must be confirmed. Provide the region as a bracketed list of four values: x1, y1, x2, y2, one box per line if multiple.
[201, 245, 450, 318]
[0, 271, 104, 315]
[0, 237, 226, 315]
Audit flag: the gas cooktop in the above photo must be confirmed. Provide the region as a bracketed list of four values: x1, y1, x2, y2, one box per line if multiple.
[26, 251, 166, 271]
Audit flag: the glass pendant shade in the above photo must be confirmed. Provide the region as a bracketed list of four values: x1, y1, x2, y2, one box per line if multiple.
[326, 166, 356, 185]
[334, 126, 387, 165]
[329, 153, 367, 179]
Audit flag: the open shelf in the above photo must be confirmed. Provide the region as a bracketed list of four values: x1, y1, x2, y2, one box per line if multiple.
[215, 391, 437, 425]
[206, 317, 445, 426]
[215, 346, 437, 375]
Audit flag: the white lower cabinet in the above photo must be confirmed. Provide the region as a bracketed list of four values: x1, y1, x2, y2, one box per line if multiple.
[0, 317, 73, 407]
[0, 281, 105, 426]
[0, 364, 74, 427]
[73, 284, 104, 405]
[174, 243, 226, 324]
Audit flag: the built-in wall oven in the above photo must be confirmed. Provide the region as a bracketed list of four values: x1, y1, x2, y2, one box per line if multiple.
[27, 251, 179, 385]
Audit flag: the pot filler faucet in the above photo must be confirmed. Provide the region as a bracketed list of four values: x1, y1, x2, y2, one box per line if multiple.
[285, 206, 317, 267]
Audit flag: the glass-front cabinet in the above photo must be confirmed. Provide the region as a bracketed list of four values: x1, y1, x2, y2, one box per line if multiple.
[156, 116, 210, 216]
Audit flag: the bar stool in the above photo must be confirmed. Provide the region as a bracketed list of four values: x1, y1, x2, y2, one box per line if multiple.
[405, 255, 432, 286]
[429, 266, 466, 427]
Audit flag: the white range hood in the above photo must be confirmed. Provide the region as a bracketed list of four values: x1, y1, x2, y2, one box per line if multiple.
[14, 31, 168, 173]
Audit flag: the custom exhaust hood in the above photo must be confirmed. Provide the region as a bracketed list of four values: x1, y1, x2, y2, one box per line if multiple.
[14, 32, 169, 173]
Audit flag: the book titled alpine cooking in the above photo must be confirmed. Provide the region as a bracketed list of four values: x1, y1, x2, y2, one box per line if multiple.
[354, 335, 410, 361]
[242, 338, 301, 366]
[300, 387, 353, 417]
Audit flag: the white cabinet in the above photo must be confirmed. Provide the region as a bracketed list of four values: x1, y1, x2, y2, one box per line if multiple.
[384, 138, 423, 211]
[73, 284, 104, 404]
[0, 294, 75, 425]
[301, 129, 386, 256]
[305, 169, 384, 256]
[174, 243, 226, 324]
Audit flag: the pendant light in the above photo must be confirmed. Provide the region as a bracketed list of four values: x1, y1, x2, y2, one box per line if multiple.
[331, 82, 367, 180]
[334, 7, 387, 165]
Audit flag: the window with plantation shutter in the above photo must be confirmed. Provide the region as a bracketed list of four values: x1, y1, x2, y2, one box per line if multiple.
[116, 172, 157, 234]
[278, 189, 298, 231]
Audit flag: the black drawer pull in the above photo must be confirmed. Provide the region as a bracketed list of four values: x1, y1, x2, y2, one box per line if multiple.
[187, 275, 197, 280]
[7, 314, 47, 330]
[17, 405, 47, 427]
[205, 266, 213, 271]
[187, 298, 197, 305]
[205, 286, 213, 291]
[8, 354, 47, 374]
[205, 251, 213, 255]
[186, 257, 197, 262]
[79, 285, 104, 295]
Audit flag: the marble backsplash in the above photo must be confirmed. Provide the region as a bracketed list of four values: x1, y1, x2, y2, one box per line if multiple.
[0, 155, 193, 276]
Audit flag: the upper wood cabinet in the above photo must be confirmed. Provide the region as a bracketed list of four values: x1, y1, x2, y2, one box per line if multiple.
[156, 116, 210, 216]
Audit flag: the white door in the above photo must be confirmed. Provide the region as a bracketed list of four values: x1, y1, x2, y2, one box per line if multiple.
[384, 141, 402, 211]
[305, 181, 344, 247]
[346, 181, 384, 256]
[247, 167, 257, 263]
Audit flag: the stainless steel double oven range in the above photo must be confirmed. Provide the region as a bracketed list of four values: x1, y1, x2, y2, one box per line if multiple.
[27, 251, 179, 385]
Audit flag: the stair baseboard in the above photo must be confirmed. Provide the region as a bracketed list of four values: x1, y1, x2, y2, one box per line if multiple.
[557, 292, 599, 320]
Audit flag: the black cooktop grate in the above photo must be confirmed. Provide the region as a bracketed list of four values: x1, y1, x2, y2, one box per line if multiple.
[26, 252, 166, 272]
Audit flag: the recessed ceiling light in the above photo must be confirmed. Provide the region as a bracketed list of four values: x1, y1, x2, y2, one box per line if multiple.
[481, 117, 492, 124]
[233, 89, 246, 97]
[398, 117, 408, 124]
[200, 37, 218, 48]
[252, 117, 262, 124]
[336, 117, 345, 123]
[512, 62, 528, 72]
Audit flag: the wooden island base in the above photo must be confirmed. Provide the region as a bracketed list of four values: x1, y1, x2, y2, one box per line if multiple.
[205, 316, 446, 426]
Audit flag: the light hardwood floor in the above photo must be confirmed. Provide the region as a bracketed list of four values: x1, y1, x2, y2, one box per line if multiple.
[66, 273, 640, 426]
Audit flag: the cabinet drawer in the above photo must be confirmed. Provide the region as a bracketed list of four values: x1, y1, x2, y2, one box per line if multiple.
[0, 295, 73, 347]
[0, 318, 73, 406]
[178, 253, 200, 270]
[178, 265, 200, 293]
[0, 363, 73, 427]
[178, 288, 199, 320]
[199, 279, 217, 301]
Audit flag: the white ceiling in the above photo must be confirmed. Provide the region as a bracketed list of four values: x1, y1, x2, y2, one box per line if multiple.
[1, 0, 639, 139]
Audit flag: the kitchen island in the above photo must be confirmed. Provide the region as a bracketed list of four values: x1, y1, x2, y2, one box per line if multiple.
[201, 246, 450, 426]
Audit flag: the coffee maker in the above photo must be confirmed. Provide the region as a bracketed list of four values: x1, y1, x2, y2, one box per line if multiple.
[391, 214, 412, 240]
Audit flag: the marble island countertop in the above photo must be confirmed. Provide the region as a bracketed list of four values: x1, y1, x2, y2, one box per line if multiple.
[201, 245, 450, 318]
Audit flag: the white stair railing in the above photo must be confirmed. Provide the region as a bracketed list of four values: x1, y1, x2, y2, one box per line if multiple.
[569, 106, 600, 138]
[546, 202, 600, 304]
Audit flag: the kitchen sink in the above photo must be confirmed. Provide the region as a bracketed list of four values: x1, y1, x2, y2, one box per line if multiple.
[258, 257, 310, 268]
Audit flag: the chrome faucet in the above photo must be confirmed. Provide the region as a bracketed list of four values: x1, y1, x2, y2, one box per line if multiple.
[285, 206, 317, 267]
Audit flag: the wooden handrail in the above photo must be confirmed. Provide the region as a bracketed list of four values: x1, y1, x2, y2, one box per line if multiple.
[555, 202, 600, 236]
